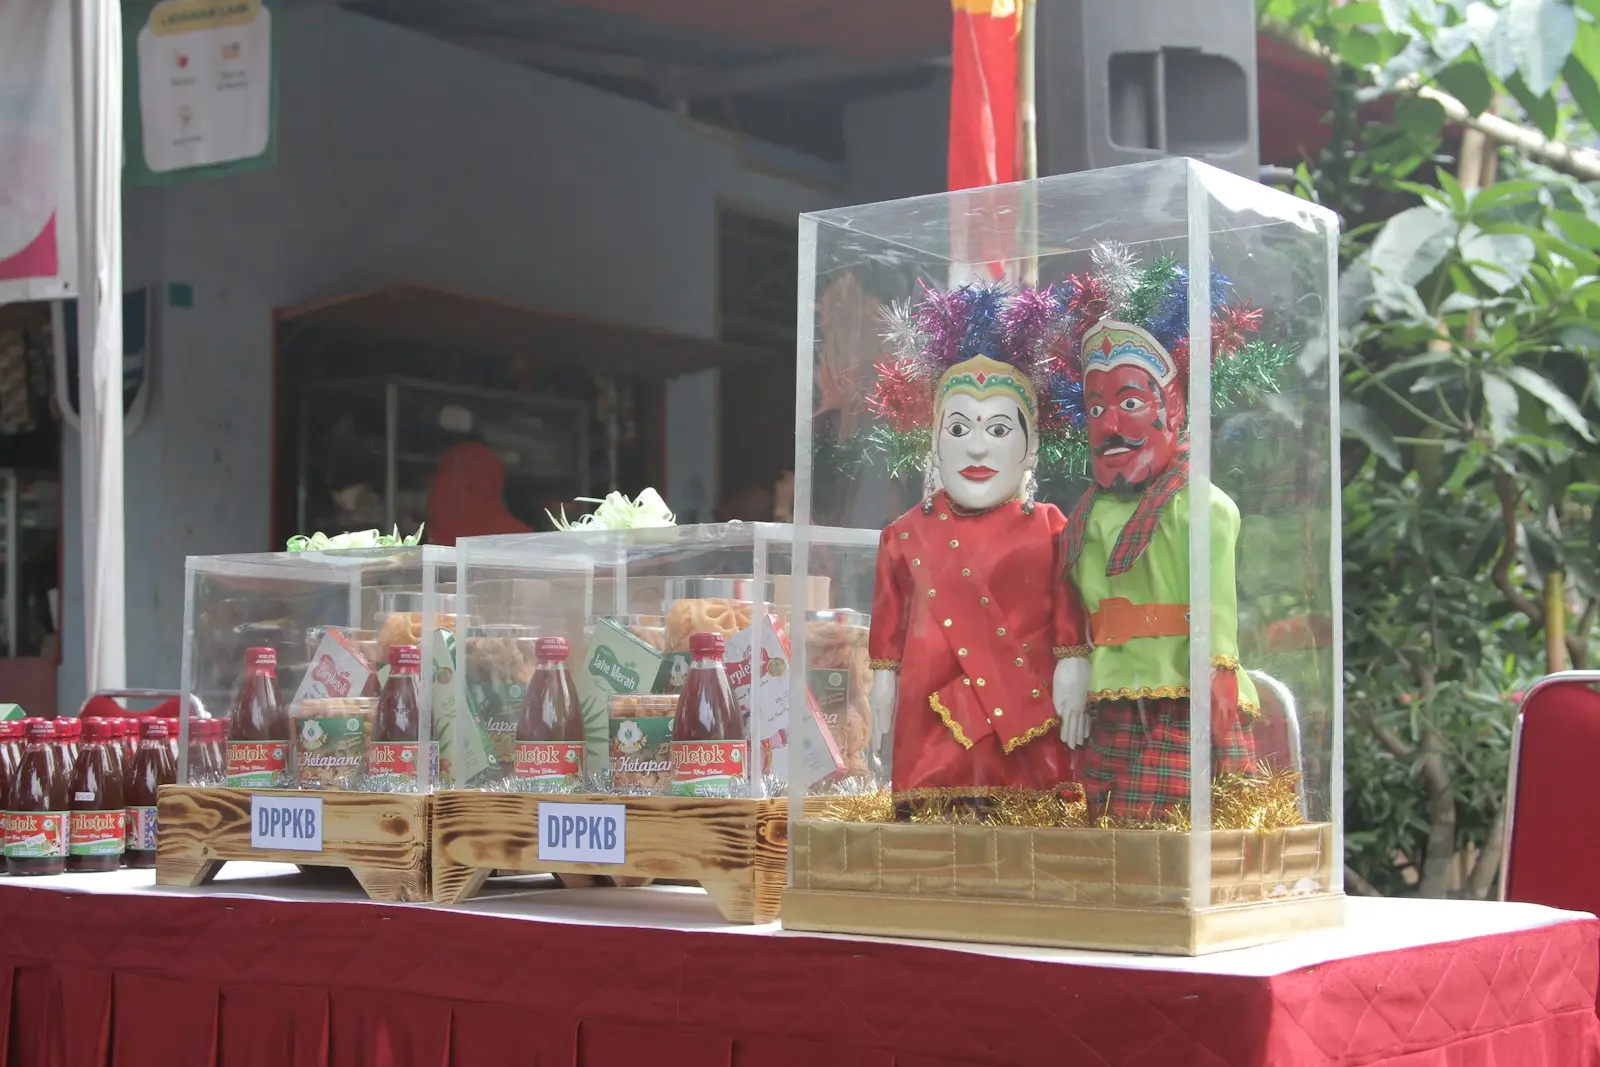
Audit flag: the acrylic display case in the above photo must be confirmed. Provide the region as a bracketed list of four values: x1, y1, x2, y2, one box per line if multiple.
[157, 547, 452, 902]
[429, 523, 876, 920]
[783, 157, 1342, 954]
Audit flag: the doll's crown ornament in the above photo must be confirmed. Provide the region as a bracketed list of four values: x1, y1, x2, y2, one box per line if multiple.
[937, 354, 1039, 421]
[858, 242, 1299, 479]
[1081, 321, 1178, 388]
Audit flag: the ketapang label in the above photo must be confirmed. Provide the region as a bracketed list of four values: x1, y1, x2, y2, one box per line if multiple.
[5, 811, 69, 858]
[227, 740, 288, 788]
[127, 806, 159, 851]
[69, 810, 127, 856]
[365, 742, 437, 792]
[514, 741, 583, 791]
[669, 740, 747, 797]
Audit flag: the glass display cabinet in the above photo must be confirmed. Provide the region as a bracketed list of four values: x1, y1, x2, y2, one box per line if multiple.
[782, 157, 1342, 954]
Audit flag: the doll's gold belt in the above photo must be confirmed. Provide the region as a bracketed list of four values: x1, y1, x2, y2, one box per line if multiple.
[1089, 597, 1191, 646]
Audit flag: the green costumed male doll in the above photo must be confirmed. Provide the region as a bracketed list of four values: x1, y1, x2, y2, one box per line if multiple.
[1056, 320, 1259, 820]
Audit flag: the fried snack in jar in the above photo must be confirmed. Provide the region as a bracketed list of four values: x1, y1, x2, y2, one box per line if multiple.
[608, 695, 677, 794]
[595, 614, 666, 652]
[463, 625, 538, 785]
[293, 698, 376, 790]
[662, 579, 771, 653]
[805, 610, 872, 777]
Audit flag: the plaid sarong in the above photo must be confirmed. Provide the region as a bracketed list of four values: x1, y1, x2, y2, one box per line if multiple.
[1062, 447, 1190, 577]
[1082, 696, 1255, 821]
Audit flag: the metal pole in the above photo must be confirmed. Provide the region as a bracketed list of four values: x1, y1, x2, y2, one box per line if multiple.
[74, 0, 126, 693]
[1017, 0, 1040, 287]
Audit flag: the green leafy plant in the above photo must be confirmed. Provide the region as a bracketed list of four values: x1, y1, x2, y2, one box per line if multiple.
[1263, 0, 1600, 897]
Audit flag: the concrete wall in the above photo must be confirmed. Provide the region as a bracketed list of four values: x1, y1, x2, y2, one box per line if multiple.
[843, 75, 950, 206]
[60, 6, 871, 712]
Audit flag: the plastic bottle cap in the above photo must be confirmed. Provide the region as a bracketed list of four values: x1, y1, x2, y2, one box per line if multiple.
[83, 719, 115, 742]
[57, 718, 80, 739]
[140, 719, 169, 740]
[26, 720, 55, 741]
[689, 631, 726, 658]
[245, 647, 277, 670]
[535, 636, 570, 662]
[389, 644, 423, 672]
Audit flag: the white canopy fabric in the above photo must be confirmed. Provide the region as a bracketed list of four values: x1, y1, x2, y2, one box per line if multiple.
[75, 0, 127, 693]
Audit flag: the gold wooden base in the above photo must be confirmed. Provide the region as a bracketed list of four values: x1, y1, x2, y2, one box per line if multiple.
[155, 785, 432, 902]
[782, 886, 1346, 955]
[430, 792, 789, 923]
[784, 817, 1344, 955]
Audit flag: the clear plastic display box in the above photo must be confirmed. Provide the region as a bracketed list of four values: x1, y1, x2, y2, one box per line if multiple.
[178, 546, 455, 793]
[428, 523, 878, 919]
[161, 546, 451, 900]
[447, 523, 878, 795]
[782, 157, 1342, 954]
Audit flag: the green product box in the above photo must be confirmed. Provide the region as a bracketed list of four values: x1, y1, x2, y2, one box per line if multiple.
[575, 618, 667, 771]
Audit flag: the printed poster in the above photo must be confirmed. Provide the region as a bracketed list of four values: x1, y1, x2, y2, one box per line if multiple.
[125, 0, 278, 185]
[0, 0, 77, 302]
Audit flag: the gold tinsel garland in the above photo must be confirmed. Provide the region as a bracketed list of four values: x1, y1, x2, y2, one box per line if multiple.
[815, 766, 1304, 832]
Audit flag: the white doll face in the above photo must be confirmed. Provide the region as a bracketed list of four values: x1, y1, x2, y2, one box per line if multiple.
[935, 392, 1035, 511]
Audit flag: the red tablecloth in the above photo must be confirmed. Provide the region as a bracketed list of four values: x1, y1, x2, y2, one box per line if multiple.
[0, 882, 1595, 1067]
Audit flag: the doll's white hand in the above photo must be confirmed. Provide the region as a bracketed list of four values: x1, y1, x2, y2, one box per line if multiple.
[1053, 657, 1092, 748]
[870, 669, 898, 763]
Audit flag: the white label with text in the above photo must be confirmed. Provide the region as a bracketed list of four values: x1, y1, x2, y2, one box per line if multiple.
[250, 794, 324, 853]
[537, 802, 626, 865]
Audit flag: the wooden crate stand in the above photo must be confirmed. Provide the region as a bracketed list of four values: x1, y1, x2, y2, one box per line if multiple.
[431, 792, 788, 923]
[155, 785, 432, 902]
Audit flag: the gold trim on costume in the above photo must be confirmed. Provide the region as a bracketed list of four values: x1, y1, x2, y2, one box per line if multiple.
[1239, 700, 1262, 722]
[869, 659, 901, 672]
[929, 693, 974, 749]
[1088, 685, 1189, 703]
[1003, 715, 1060, 753]
[1212, 654, 1242, 670]
[1053, 644, 1091, 659]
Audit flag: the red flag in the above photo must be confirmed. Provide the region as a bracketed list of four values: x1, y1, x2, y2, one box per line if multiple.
[948, 0, 1019, 192]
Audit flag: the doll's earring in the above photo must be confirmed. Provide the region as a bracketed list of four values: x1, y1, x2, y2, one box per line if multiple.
[1021, 467, 1038, 515]
[921, 453, 938, 513]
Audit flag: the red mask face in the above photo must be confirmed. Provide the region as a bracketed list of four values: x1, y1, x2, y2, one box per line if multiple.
[1085, 365, 1183, 492]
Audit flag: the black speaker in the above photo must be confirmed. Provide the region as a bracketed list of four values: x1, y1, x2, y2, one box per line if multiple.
[1037, 0, 1260, 178]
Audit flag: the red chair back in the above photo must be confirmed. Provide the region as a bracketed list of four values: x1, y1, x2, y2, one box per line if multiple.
[1501, 672, 1600, 910]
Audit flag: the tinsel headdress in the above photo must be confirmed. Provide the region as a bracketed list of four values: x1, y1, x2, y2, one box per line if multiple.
[860, 242, 1296, 478]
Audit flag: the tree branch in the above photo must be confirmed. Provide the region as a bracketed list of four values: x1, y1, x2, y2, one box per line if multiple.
[1568, 597, 1597, 671]
[1261, 22, 1600, 182]
[1491, 471, 1545, 628]
[1465, 804, 1507, 901]
[1344, 864, 1383, 897]
[1362, 709, 1416, 760]
[1414, 665, 1458, 898]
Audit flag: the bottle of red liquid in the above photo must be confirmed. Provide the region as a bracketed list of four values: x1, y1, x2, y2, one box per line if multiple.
[0, 721, 22, 809]
[669, 632, 748, 797]
[59, 718, 82, 766]
[206, 719, 227, 785]
[514, 637, 585, 793]
[227, 648, 289, 788]
[68, 719, 126, 872]
[367, 645, 429, 793]
[119, 718, 138, 770]
[125, 719, 175, 868]
[6, 720, 69, 875]
[50, 718, 76, 783]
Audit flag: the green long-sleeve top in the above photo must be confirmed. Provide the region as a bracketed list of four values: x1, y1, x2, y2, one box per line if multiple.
[1068, 484, 1259, 715]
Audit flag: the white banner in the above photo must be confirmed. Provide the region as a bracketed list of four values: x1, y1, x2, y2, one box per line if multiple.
[0, 0, 77, 304]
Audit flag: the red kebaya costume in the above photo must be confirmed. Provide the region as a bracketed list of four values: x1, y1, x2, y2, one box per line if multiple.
[869, 491, 1087, 793]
